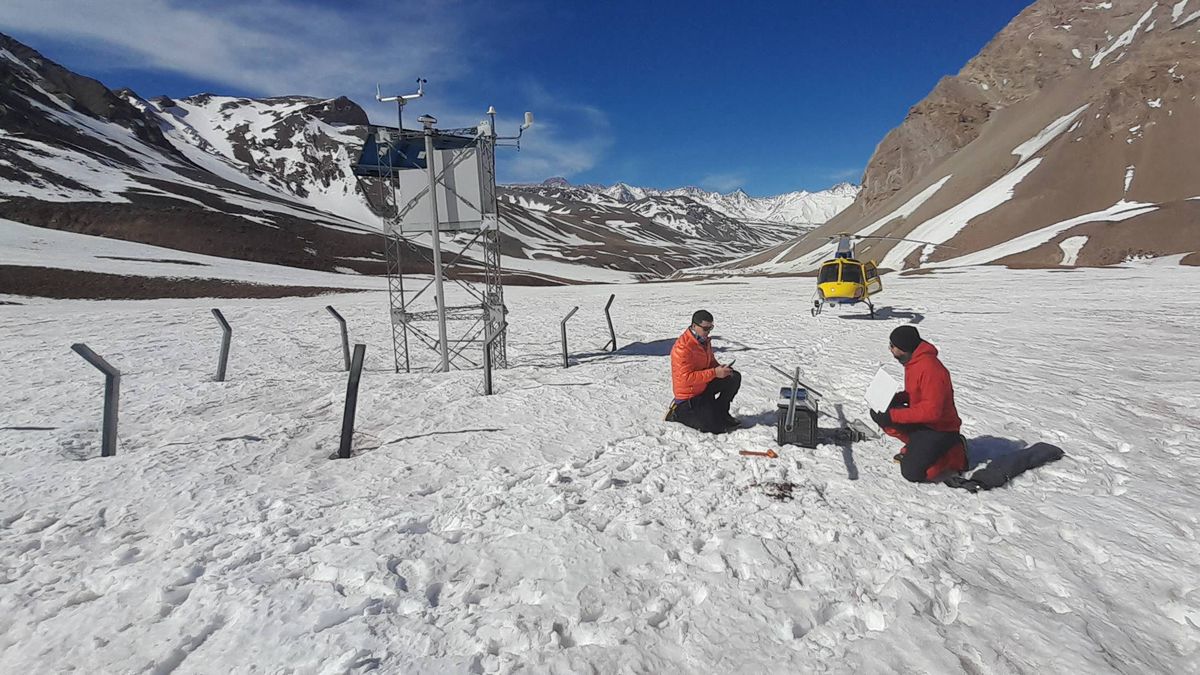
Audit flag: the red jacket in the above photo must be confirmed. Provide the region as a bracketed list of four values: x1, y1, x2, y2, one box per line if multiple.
[671, 328, 719, 400]
[889, 341, 962, 433]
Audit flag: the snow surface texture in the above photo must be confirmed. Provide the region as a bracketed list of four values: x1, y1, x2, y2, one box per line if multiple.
[2, 266, 1199, 672]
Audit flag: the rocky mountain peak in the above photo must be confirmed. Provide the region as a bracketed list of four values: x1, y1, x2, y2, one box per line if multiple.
[1, 32, 174, 153]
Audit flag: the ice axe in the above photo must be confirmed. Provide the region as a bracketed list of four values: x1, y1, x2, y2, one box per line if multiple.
[740, 449, 778, 458]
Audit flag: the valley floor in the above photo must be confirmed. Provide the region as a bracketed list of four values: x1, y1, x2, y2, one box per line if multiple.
[1, 264, 1198, 673]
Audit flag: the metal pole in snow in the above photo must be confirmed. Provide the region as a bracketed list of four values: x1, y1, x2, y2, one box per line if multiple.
[326, 305, 351, 371]
[560, 306, 579, 368]
[422, 117, 451, 373]
[338, 343, 366, 459]
[483, 322, 507, 395]
[211, 309, 232, 382]
[70, 343, 120, 457]
[603, 294, 617, 352]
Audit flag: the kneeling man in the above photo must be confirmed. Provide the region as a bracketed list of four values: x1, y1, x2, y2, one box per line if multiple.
[871, 326, 968, 482]
[668, 310, 740, 433]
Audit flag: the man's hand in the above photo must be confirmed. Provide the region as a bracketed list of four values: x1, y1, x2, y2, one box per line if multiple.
[870, 409, 892, 429]
[888, 391, 910, 409]
[714, 365, 733, 379]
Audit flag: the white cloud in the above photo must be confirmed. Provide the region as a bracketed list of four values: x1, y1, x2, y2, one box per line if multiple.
[699, 172, 746, 193]
[0, 0, 473, 98]
[826, 168, 862, 182]
[496, 83, 613, 183]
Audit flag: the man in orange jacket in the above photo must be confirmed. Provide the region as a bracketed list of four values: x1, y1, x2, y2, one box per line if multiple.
[870, 325, 968, 482]
[668, 310, 740, 433]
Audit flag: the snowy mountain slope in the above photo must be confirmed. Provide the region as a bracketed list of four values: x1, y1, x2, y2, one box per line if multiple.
[0, 33, 409, 290]
[710, 0, 1200, 275]
[136, 93, 380, 227]
[501, 186, 796, 252]
[0, 32, 838, 292]
[1, 263, 1197, 671]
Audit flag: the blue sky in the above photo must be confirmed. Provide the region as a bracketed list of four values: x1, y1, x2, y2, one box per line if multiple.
[0, 0, 1032, 195]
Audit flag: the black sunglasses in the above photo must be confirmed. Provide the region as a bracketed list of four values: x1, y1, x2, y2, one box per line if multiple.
[696, 323, 714, 332]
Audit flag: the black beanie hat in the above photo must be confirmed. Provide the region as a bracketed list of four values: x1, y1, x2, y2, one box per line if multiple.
[889, 325, 922, 353]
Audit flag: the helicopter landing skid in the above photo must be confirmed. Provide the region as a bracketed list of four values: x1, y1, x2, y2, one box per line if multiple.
[811, 300, 822, 317]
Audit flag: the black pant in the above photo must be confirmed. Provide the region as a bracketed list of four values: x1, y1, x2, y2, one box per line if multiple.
[672, 371, 741, 434]
[893, 424, 961, 483]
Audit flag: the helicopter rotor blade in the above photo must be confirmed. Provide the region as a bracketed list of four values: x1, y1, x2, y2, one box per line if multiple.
[840, 234, 957, 250]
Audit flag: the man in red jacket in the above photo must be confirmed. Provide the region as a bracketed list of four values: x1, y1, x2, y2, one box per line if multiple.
[870, 325, 968, 482]
[668, 310, 740, 433]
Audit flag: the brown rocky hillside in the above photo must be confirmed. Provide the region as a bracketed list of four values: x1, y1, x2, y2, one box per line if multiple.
[715, 0, 1200, 274]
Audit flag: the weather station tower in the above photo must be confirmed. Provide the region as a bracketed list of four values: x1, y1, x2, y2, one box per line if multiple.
[352, 79, 533, 376]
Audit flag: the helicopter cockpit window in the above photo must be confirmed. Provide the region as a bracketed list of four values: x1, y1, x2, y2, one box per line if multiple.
[841, 264, 863, 284]
[818, 264, 839, 284]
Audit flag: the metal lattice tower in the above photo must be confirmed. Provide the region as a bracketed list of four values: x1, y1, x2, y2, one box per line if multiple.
[352, 85, 527, 375]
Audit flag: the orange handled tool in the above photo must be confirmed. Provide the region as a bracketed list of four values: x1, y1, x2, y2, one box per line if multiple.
[739, 449, 778, 458]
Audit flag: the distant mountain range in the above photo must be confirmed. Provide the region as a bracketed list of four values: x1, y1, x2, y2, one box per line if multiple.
[522, 179, 859, 227]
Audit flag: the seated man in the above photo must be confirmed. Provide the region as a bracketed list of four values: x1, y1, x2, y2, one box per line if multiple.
[871, 325, 968, 482]
[668, 310, 740, 433]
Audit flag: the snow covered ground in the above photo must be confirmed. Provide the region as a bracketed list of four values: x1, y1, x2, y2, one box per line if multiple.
[2, 264, 1199, 673]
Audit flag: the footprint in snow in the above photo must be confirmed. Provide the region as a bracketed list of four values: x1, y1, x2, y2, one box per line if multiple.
[425, 582, 443, 607]
[645, 597, 674, 628]
[859, 604, 888, 632]
[931, 586, 962, 625]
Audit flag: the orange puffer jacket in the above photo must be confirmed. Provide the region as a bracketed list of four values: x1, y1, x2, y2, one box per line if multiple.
[671, 328, 719, 400]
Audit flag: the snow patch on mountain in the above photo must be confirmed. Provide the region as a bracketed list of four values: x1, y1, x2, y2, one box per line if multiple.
[856, 175, 953, 238]
[926, 200, 1158, 269]
[1012, 105, 1090, 164]
[880, 159, 1043, 269]
[1091, 4, 1157, 69]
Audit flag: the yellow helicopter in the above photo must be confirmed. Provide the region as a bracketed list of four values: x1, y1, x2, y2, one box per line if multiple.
[810, 234, 943, 319]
